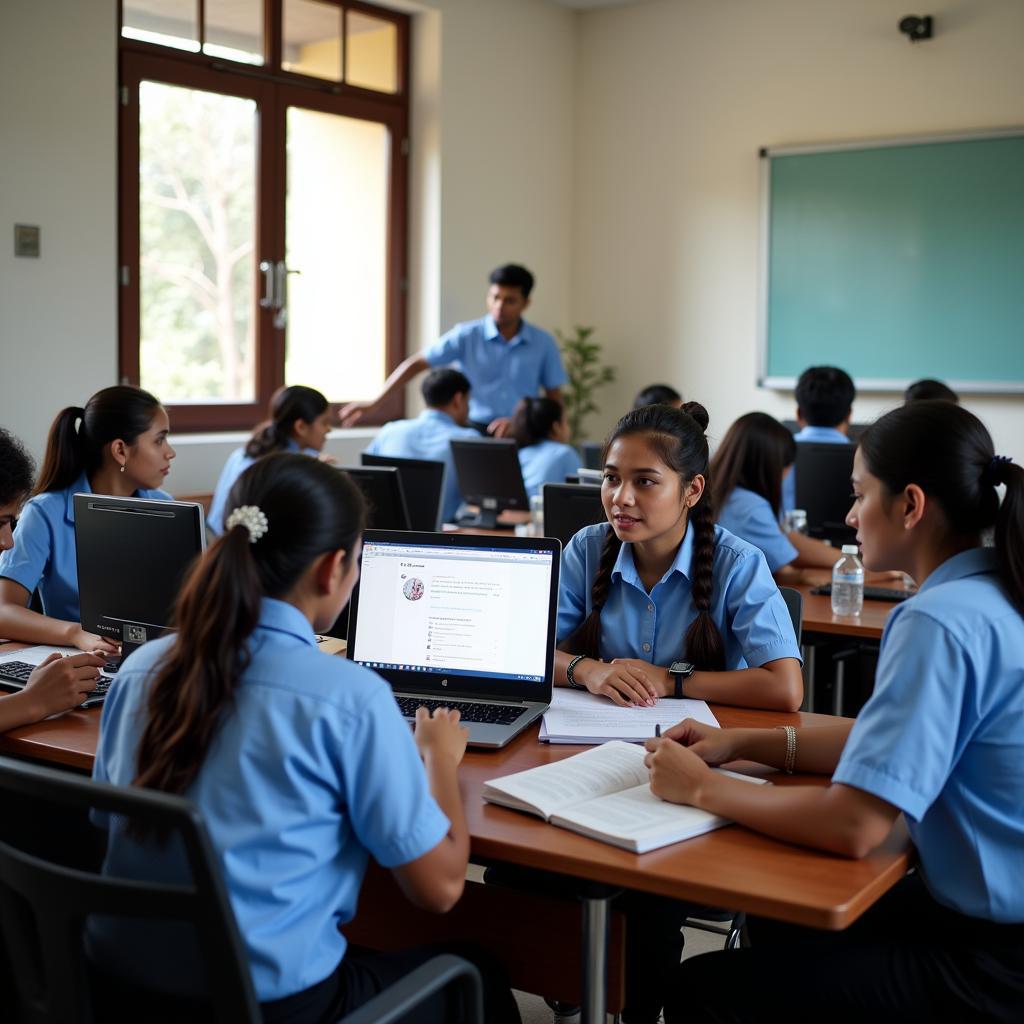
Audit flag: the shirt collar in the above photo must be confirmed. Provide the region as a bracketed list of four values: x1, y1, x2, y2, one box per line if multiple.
[483, 314, 528, 346]
[612, 522, 696, 590]
[420, 408, 458, 427]
[256, 597, 319, 648]
[795, 425, 849, 443]
[918, 547, 998, 594]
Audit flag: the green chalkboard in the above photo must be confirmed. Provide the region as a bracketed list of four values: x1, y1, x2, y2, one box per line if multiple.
[761, 132, 1024, 392]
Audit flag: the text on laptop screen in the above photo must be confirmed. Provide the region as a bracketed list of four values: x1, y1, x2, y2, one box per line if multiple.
[353, 540, 555, 682]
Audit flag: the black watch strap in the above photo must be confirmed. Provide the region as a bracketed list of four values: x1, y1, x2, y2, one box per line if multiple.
[668, 661, 695, 700]
[674, 674, 685, 700]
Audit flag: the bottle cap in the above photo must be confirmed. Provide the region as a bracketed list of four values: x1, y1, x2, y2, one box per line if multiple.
[841, 544, 860, 555]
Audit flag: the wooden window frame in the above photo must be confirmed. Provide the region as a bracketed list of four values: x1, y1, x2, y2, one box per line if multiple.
[118, 0, 410, 431]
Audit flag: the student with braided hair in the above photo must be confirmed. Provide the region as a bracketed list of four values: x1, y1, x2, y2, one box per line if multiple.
[548, 402, 802, 1024]
[556, 402, 803, 712]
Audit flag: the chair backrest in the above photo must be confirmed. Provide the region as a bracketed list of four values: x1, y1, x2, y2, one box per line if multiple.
[779, 586, 803, 646]
[0, 756, 259, 1024]
[794, 442, 857, 546]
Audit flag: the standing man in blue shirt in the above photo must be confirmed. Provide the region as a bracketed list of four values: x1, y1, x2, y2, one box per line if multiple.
[341, 264, 567, 437]
[782, 365, 855, 514]
[364, 368, 480, 524]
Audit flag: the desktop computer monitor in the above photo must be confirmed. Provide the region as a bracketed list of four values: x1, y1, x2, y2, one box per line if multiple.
[342, 466, 411, 531]
[542, 483, 605, 548]
[794, 442, 857, 546]
[361, 453, 445, 532]
[578, 441, 604, 470]
[450, 438, 529, 530]
[74, 494, 206, 660]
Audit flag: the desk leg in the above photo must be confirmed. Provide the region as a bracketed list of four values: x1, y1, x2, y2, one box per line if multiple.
[580, 893, 610, 1024]
[802, 643, 816, 713]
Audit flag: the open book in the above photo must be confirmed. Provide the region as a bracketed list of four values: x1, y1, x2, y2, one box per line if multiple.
[483, 740, 768, 853]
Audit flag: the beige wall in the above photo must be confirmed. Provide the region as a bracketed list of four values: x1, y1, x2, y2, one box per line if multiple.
[572, 0, 1024, 460]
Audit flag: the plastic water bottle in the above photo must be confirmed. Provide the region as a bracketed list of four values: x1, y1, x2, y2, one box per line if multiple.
[831, 544, 864, 616]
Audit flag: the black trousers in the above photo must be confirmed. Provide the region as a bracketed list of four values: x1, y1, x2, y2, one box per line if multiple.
[92, 942, 520, 1024]
[665, 874, 1024, 1024]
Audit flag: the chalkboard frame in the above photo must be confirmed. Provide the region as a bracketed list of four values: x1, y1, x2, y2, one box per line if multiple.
[757, 127, 1024, 395]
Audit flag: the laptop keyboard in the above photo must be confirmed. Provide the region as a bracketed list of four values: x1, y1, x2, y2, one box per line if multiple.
[0, 660, 111, 704]
[394, 695, 524, 725]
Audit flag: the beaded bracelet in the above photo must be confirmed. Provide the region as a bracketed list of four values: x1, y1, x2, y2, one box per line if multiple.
[776, 725, 797, 774]
[566, 654, 588, 690]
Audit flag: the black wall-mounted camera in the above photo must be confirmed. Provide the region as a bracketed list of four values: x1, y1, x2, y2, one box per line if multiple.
[899, 15, 934, 41]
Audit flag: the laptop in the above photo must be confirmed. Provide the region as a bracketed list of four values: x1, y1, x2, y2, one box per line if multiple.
[347, 529, 561, 748]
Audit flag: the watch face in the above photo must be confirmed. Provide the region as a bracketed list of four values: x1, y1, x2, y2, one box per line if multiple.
[669, 661, 694, 675]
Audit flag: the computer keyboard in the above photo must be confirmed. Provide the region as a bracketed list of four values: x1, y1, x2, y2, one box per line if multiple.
[0, 660, 111, 705]
[811, 584, 915, 603]
[395, 695, 524, 725]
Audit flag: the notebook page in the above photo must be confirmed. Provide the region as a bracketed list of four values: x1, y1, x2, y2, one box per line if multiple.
[0, 644, 81, 666]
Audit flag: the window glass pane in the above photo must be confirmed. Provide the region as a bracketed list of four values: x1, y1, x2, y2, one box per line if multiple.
[283, 0, 343, 82]
[122, 0, 200, 53]
[285, 108, 389, 399]
[346, 10, 398, 93]
[139, 81, 257, 403]
[204, 0, 264, 65]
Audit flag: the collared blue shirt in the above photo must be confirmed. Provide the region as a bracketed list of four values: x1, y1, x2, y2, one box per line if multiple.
[833, 548, 1024, 923]
[557, 522, 801, 669]
[0, 472, 171, 623]
[422, 315, 567, 423]
[91, 598, 449, 1000]
[366, 409, 481, 523]
[518, 440, 580, 499]
[207, 440, 317, 535]
[717, 486, 799, 574]
[782, 424, 851, 514]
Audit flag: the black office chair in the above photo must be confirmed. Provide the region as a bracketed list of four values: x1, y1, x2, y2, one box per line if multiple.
[0, 756, 483, 1024]
[682, 586, 803, 950]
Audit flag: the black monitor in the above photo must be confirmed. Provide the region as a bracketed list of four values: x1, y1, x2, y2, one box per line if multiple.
[342, 466, 411, 531]
[794, 443, 857, 546]
[450, 438, 529, 530]
[73, 494, 206, 661]
[361, 453, 445, 532]
[578, 441, 603, 470]
[542, 483, 605, 548]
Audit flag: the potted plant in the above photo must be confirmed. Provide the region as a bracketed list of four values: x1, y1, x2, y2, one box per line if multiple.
[557, 325, 616, 445]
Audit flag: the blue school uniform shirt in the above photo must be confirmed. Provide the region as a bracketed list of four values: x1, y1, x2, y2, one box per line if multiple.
[90, 598, 450, 1001]
[365, 409, 481, 523]
[717, 486, 799, 574]
[518, 439, 580, 499]
[782, 424, 850, 515]
[207, 440, 317, 535]
[833, 548, 1024, 923]
[557, 522, 801, 669]
[0, 472, 171, 623]
[422, 315, 567, 424]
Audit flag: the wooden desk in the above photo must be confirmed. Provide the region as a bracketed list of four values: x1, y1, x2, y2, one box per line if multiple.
[796, 583, 892, 641]
[0, 675, 911, 1023]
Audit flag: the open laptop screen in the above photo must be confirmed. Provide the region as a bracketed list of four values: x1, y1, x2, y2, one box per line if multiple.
[348, 530, 560, 702]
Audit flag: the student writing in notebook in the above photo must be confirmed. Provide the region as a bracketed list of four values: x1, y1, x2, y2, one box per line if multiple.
[510, 396, 579, 498]
[90, 454, 519, 1024]
[712, 412, 901, 583]
[550, 402, 803, 1024]
[0, 427, 104, 729]
[0, 386, 174, 654]
[647, 401, 1024, 1023]
[207, 385, 335, 535]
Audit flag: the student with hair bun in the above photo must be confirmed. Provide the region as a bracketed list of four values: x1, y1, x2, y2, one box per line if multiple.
[649, 401, 1024, 1023]
[0, 386, 174, 654]
[207, 385, 334, 534]
[548, 402, 803, 1024]
[0, 427, 105, 729]
[509, 395, 579, 498]
[91, 453, 519, 1024]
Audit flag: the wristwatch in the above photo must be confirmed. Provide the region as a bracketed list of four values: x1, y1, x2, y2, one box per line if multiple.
[667, 660, 695, 699]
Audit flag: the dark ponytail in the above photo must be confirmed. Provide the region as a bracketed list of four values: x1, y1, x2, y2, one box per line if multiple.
[509, 396, 565, 449]
[245, 385, 329, 458]
[34, 386, 161, 495]
[859, 402, 1024, 613]
[132, 454, 366, 821]
[570, 401, 726, 670]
